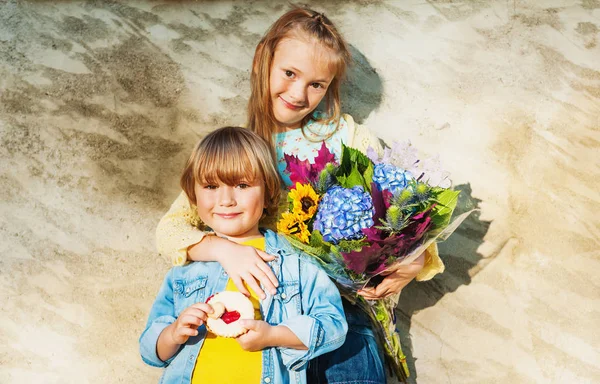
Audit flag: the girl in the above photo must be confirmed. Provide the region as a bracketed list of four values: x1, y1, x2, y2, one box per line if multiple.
[141, 127, 347, 384]
[156, 8, 444, 383]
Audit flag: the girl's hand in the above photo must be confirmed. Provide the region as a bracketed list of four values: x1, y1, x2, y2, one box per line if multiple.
[196, 236, 279, 299]
[169, 303, 214, 345]
[235, 320, 274, 352]
[357, 251, 426, 300]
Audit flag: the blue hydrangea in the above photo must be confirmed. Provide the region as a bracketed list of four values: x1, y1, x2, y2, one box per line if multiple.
[313, 185, 375, 243]
[372, 163, 413, 193]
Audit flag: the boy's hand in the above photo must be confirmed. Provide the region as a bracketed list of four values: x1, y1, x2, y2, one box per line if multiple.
[169, 303, 214, 345]
[235, 320, 274, 351]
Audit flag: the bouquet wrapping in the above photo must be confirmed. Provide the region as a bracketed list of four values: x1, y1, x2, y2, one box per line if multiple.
[277, 142, 471, 381]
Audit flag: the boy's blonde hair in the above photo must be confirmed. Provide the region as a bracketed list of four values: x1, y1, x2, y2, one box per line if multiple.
[248, 7, 351, 146]
[180, 127, 281, 218]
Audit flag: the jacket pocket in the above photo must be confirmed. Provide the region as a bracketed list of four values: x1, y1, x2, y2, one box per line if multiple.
[273, 280, 301, 315]
[173, 276, 208, 314]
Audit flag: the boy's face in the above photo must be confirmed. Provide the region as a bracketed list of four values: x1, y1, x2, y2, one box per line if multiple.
[194, 179, 265, 241]
[269, 37, 335, 131]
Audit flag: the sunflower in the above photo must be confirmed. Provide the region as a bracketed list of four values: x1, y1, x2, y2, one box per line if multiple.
[277, 212, 310, 243]
[289, 182, 320, 221]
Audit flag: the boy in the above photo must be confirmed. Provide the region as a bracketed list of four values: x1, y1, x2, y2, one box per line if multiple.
[140, 127, 347, 384]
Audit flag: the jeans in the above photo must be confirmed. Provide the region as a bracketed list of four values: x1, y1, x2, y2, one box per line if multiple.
[307, 300, 386, 384]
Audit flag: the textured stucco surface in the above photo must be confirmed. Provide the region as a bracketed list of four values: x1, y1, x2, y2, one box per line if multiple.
[0, 1, 599, 383]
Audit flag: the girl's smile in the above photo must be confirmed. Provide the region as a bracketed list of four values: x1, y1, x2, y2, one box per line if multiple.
[279, 95, 305, 110]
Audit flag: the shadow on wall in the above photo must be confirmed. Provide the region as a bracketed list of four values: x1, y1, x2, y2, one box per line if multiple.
[317, 44, 383, 122]
[337, 45, 490, 382]
[340, 44, 383, 124]
[396, 184, 490, 383]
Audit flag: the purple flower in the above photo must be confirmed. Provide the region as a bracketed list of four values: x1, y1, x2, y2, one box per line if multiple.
[285, 142, 336, 185]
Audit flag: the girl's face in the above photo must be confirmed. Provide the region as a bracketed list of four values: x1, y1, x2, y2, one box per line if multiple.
[269, 37, 336, 131]
[194, 179, 265, 241]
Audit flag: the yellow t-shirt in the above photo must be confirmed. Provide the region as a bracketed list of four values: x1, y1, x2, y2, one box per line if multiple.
[191, 237, 265, 384]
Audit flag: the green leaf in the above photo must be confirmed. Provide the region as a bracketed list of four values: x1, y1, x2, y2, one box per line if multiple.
[309, 230, 327, 250]
[338, 145, 373, 174]
[350, 146, 373, 171]
[344, 164, 366, 189]
[363, 162, 374, 189]
[333, 144, 377, 191]
[337, 145, 353, 175]
[285, 233, 332, 263]
[430, 189, 460, 228]
[336, 238, 368, 253]
[436, 189, 460, 214]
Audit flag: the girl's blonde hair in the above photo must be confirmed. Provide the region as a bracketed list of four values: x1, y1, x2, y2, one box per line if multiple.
[248, 7, 351, 146]
[180, 127, 281, 218]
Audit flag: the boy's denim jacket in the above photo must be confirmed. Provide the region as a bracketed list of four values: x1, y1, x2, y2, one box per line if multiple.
[140, 230, 348, 384]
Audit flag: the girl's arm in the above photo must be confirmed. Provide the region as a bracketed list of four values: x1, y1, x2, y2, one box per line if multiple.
[156, 191, 278, 297]
[191, 236, 279, 298]
[156, 191, 207, 266]
[416, 242, 445, 281]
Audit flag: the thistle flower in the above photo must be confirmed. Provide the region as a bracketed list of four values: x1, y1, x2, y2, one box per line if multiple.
[385, 205, 404, 230]
[414, 182, 430, 201]
[289, 182, 319, 221]
[316, 163, 337, 194]
[372, 163, 413, 193]
[313, 185, 375, 243]
[388, 180, 434, 219]
[395, 189, 413, 206]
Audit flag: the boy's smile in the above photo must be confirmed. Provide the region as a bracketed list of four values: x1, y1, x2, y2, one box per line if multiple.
[194, 180, 265, 241]
[215, 213, 241, 219]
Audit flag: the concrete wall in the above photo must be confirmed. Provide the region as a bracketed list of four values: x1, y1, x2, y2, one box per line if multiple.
[1, 1, 598, 383]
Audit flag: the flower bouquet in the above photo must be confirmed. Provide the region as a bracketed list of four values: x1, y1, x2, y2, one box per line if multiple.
[277, 142, 471, 381]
